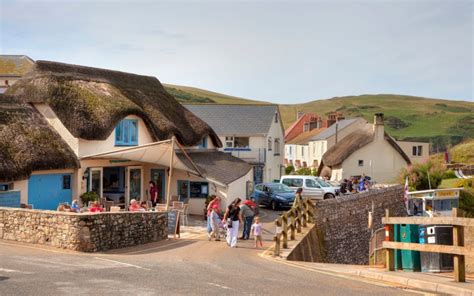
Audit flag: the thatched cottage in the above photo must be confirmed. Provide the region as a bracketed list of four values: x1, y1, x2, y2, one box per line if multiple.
[318, 113, 411, 183]
[1, 61, 252, 213]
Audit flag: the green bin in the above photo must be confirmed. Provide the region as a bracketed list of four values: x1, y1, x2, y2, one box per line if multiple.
[399, 224, 421, 272]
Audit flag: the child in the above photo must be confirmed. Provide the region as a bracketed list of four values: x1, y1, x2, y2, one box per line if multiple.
[208, 205, 221, 241]
[251, 216, 263, 248]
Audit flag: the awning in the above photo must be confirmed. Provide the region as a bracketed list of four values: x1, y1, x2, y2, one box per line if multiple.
[81, 140, 201, 175]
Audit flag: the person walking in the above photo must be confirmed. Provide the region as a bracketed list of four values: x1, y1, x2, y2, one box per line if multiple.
[207, 195, 221, 235]
[251, 216, 263, 248]
[294, 188, 303, 208]
[223, 198, 242, 248]
[208, 205, 221, 241]
[149, 181, 158, 207]
[240, 200, 255, 240]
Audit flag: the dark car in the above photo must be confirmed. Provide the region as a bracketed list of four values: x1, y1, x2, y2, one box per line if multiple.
[251, 183, 295, 211]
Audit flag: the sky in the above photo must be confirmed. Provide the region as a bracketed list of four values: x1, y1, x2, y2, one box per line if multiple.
[1, 0, 473, 103]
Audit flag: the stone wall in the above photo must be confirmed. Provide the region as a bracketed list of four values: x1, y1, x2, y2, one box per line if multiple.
[308, 186, 406, 264]
[465, 225, 474, 273]
[0, 207, 168, 252]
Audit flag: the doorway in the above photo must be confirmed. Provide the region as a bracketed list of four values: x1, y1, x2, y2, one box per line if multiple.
[150, 169, 166, 204]
[103, 167, 126, 206]
[127, 166, 142, 205]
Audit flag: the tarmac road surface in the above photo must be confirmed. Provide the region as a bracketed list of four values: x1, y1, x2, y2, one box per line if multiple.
[0, 209, 423, 296]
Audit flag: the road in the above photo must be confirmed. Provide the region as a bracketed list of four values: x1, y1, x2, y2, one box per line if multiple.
[0, 209, 421, 296]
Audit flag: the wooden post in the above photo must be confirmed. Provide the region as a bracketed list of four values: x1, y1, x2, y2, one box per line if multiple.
[452, 208, 466, 283]
[296, 208, 302, 233]
[165, 137, 175, 210]
[274, 219, 282, 257]
[290, 210, 296, 240]
[385, 209, 395, 271]
[282, 213, 288, 248]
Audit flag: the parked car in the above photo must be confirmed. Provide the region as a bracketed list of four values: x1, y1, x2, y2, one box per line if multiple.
[317, 178, 341, 196]
[280, 175, 336, 200]
[251, 183, 296, 211]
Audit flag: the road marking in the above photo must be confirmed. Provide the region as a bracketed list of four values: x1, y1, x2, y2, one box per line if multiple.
[0, 268, 34, 274]
[258, 255, 433, 295]
[93, 257, 151, 270]
[207, 282, 233, 290]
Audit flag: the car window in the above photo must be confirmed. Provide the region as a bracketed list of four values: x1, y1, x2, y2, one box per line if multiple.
[315, 178, 330, 187]
[255, 184, 263, 191]
[283, 178, 302, 187]
[305, 179, 321, 188]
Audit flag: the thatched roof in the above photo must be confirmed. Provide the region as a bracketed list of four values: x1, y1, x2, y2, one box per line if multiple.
[0, 95, 79, 181]
[177, 151, 252, 185]
[6, 61, 221, 147]
[0, 55, 35, 77]
[321, 128, 411, 167]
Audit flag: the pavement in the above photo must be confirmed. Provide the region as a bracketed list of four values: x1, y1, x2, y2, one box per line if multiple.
[0, 208, 471, 295]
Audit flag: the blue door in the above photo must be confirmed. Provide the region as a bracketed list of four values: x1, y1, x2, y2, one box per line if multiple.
[28, 174, 72, 210]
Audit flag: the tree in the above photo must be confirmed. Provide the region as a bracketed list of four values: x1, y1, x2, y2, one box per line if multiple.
[285, 165, 295, 175]
[399, 160, 445, 190]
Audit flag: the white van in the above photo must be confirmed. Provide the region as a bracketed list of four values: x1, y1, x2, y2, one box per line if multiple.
[280, 175, 336, 200]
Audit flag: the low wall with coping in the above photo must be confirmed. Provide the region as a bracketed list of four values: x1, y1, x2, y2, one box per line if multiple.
[288, 186, 407, 264]
[0, 207, 168, 252]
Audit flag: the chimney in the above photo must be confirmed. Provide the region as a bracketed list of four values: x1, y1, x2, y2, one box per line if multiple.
[373, 113, 384, 141]
[297, 111, 304, 120]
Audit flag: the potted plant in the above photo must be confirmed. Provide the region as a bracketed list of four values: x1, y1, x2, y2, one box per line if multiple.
[80, 191, 99, 206]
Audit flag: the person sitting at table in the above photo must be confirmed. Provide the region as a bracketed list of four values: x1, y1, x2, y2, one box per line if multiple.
[140, 201, 149, 211]
[129, 199, 141, 212]
[70, 200, 81, 213]
[89, 201, 104, 213]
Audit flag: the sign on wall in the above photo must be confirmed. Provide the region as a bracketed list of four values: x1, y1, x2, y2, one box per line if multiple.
[0, 191, 21, 208]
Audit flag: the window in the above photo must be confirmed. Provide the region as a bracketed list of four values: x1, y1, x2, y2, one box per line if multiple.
[5, 80, 9, 86]
[268, 137, 272, 151]
[115, 119, 138, 146]
[282, 178, 303, 187]
[358, 160, 364, 167]
[255, 184, 264, 191]
[198, 137, 208, 149]
[412, 145, 423, 156]
[305, 179, 321, 188]
[177, 180, 190, 200]
[62, 175, 71, 190]
[289, 146, 292, 156]
[190, 182, 209, 198]
[234, 137, 249, 148]
[303, 123, 309, 132]
[274, 138, 280, 155]
[225, 136, 234, 148]
[0, 183, 13, 191]
[301, 146, 304, 156]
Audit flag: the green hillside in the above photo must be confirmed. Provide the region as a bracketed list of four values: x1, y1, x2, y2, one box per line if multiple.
[166, 85, 473, 151]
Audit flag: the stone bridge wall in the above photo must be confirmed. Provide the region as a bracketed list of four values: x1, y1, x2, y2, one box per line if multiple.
[0, 207, 167, 252]
[288, 186, 407, 264]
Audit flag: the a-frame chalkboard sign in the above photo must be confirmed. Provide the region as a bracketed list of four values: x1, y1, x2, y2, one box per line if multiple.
[167, 210, 180, 238]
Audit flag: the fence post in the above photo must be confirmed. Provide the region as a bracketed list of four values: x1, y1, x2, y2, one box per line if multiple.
[282, 213, 288, 249]
[384, 209, 395, 271]
[290, 209, 296, 240]
[274, 218, 282, 257]
[296, 208, 302, 233]
[452, 208, 466, 283]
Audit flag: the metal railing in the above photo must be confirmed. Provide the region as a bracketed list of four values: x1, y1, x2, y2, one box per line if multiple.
[273, 197, 315, 257]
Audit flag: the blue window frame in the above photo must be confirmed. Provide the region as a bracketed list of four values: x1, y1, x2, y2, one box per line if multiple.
[115, 119, 138, 146]
[198, 137, 208, 149]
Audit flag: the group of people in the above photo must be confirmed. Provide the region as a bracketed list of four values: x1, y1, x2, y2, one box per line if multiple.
[206, 196, 263, 248]
[340, 174, 371, 194]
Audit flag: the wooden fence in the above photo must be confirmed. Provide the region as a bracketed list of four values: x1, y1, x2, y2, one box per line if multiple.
[382, 208, 473, 282]
[273, 197, 315, 257]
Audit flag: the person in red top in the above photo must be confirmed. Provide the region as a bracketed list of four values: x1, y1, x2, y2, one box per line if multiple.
[149, 181, 158, 206]
[89, 201, 104, 213]
[129, 199, 141, 212]
[206, 196, 221, 236]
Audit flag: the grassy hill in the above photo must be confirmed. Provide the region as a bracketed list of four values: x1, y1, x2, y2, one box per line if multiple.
[165, 85, 473, 151]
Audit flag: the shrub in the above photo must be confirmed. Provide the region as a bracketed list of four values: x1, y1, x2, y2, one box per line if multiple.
[80, 191, 99, 205]
[443, 170, 457, 179]
[285, 165, 295, 175]
[295, 167, 312, 175]
[460, 189, 474, 218]
[399, 160, 445, 190]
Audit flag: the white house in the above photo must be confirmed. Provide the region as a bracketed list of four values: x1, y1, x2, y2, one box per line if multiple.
[0, 61, 252, 214]
[184, 104, 285, 184]
[0, 55, 35, 94]
[319, 113, 411, 183]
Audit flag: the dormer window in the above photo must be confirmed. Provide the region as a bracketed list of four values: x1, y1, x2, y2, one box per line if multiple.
[198, 137, 208, 149]
[115, 119, 138, 146]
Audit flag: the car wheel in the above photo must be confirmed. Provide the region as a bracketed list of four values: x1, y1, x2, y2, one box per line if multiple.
[324, 193, 335, 199]
[271, 200, 278, 211]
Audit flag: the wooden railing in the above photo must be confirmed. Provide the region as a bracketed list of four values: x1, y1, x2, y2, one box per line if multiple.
[273, 197, 315, 257]
[382, 208, 473, 283]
